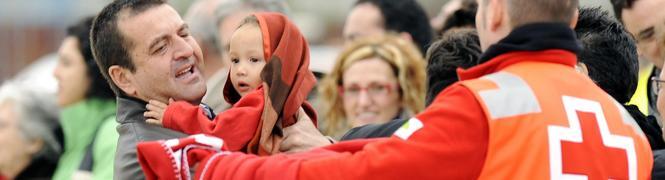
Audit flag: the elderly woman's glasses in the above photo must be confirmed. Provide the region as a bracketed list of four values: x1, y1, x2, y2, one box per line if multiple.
[340, 83, 397, 99]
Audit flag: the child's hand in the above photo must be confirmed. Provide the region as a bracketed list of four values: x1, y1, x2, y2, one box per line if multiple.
[144, 98, 174, 126]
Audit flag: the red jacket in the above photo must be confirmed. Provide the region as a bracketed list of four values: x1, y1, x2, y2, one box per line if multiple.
[163, 87, 265, 151]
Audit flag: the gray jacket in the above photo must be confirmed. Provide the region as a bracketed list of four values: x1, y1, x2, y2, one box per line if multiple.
[113, 97, 187, 180]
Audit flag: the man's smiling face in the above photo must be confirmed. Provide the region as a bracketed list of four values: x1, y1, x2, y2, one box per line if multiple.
[117, 4, 207, 104]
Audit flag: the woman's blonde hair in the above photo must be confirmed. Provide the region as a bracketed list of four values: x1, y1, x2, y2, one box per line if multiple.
[319, 34, 426, 136]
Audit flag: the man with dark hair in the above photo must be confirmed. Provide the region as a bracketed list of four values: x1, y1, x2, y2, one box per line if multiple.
[424, 29, 482, 105]
[90, 0, 210, 179]
[576, 7, 665, 178]
[576, 7, 638, 105]
[612, 0, 665, 126]
[343, 0, 433, 54]
[135, 0, 654, 179]
[618, 0, 665, 69]
[575, 7, 665, 151]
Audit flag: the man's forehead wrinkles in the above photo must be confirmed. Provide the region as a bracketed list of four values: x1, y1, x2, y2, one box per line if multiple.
[118, 6, 183, 52]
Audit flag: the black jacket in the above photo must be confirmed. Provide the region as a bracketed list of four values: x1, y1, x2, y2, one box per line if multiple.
[341, 119, 407, 140]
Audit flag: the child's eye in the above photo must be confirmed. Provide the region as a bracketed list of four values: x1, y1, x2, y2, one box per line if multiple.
[250, 57, 260, 63]
[231, 58, 239, 64]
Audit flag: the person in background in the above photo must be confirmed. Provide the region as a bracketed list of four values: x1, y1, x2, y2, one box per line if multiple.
[315, 34, 426, 139]
[430, 0, 477, 36]
[278, 29, 482, 153]
[620, 0, 665, 72]
[0, 81, 61, 179]
[340, 28, 483, 141]
[576, 9, 665, 178]
[52, 16, 118, 180]
[650, 20, 665, 179]
[343, 0, 433, 54]
[574, 7, 665, 150]
[184, 0, 233, 113]
[612, 0, 665, 126]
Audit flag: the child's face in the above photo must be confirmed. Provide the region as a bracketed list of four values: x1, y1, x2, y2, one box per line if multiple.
[229, 24, 266, 96]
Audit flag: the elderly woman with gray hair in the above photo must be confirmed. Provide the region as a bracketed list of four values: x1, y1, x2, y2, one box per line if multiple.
[0, 81, 62, 179]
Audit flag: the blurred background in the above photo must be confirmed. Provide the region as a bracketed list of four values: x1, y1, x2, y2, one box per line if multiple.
[0, 0, 613, 92]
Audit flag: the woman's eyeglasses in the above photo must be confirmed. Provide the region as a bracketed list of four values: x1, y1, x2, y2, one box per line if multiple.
[339, 83, 397, 99]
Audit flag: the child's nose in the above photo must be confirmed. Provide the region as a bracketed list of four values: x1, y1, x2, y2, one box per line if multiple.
[236, 64, 247, 76]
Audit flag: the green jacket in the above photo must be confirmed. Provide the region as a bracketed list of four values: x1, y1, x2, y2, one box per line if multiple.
[53, 98, 118, 180]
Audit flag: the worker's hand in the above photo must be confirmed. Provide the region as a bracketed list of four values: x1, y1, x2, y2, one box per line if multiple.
[144, 98, 174, 126]
[280, 107, 333, 153]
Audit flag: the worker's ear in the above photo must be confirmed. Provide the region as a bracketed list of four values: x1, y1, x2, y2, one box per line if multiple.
[575, 63, 589, 75]
[570, 9, 579, 29]
[488, 0, 506, 32]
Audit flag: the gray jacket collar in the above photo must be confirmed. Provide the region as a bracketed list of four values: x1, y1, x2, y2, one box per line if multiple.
[116, 96, 216, 124]
[116, 96, 147, 124]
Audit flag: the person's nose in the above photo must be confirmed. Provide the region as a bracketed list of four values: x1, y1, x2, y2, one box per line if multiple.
[173, 37, 194, 61]
[356, 90, 372, 108]
[235, 62, 247, 76]
[53, 63, 62, 81]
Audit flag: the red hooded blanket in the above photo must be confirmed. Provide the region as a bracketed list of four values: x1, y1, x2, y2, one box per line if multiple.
[158, 12, 317, 155]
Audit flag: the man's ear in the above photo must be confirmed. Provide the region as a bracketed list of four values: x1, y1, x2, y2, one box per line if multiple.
[570, 9, 579, 29]
[488, 0, 504, 31]
[108, 65, 136, 96]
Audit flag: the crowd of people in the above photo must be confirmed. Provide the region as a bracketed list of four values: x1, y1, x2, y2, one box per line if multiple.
[1, 0, 665, 179]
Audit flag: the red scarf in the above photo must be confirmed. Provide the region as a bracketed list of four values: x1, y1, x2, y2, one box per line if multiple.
[222, 12, 317, 155]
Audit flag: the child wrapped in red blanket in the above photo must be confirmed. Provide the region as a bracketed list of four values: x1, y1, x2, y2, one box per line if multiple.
[143, 12, 317, 155]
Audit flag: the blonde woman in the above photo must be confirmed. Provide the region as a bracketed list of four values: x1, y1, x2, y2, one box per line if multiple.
[319, 34, 426, 137]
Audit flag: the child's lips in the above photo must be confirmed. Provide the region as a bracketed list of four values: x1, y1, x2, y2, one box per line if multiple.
[236, 82, 251, 92]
